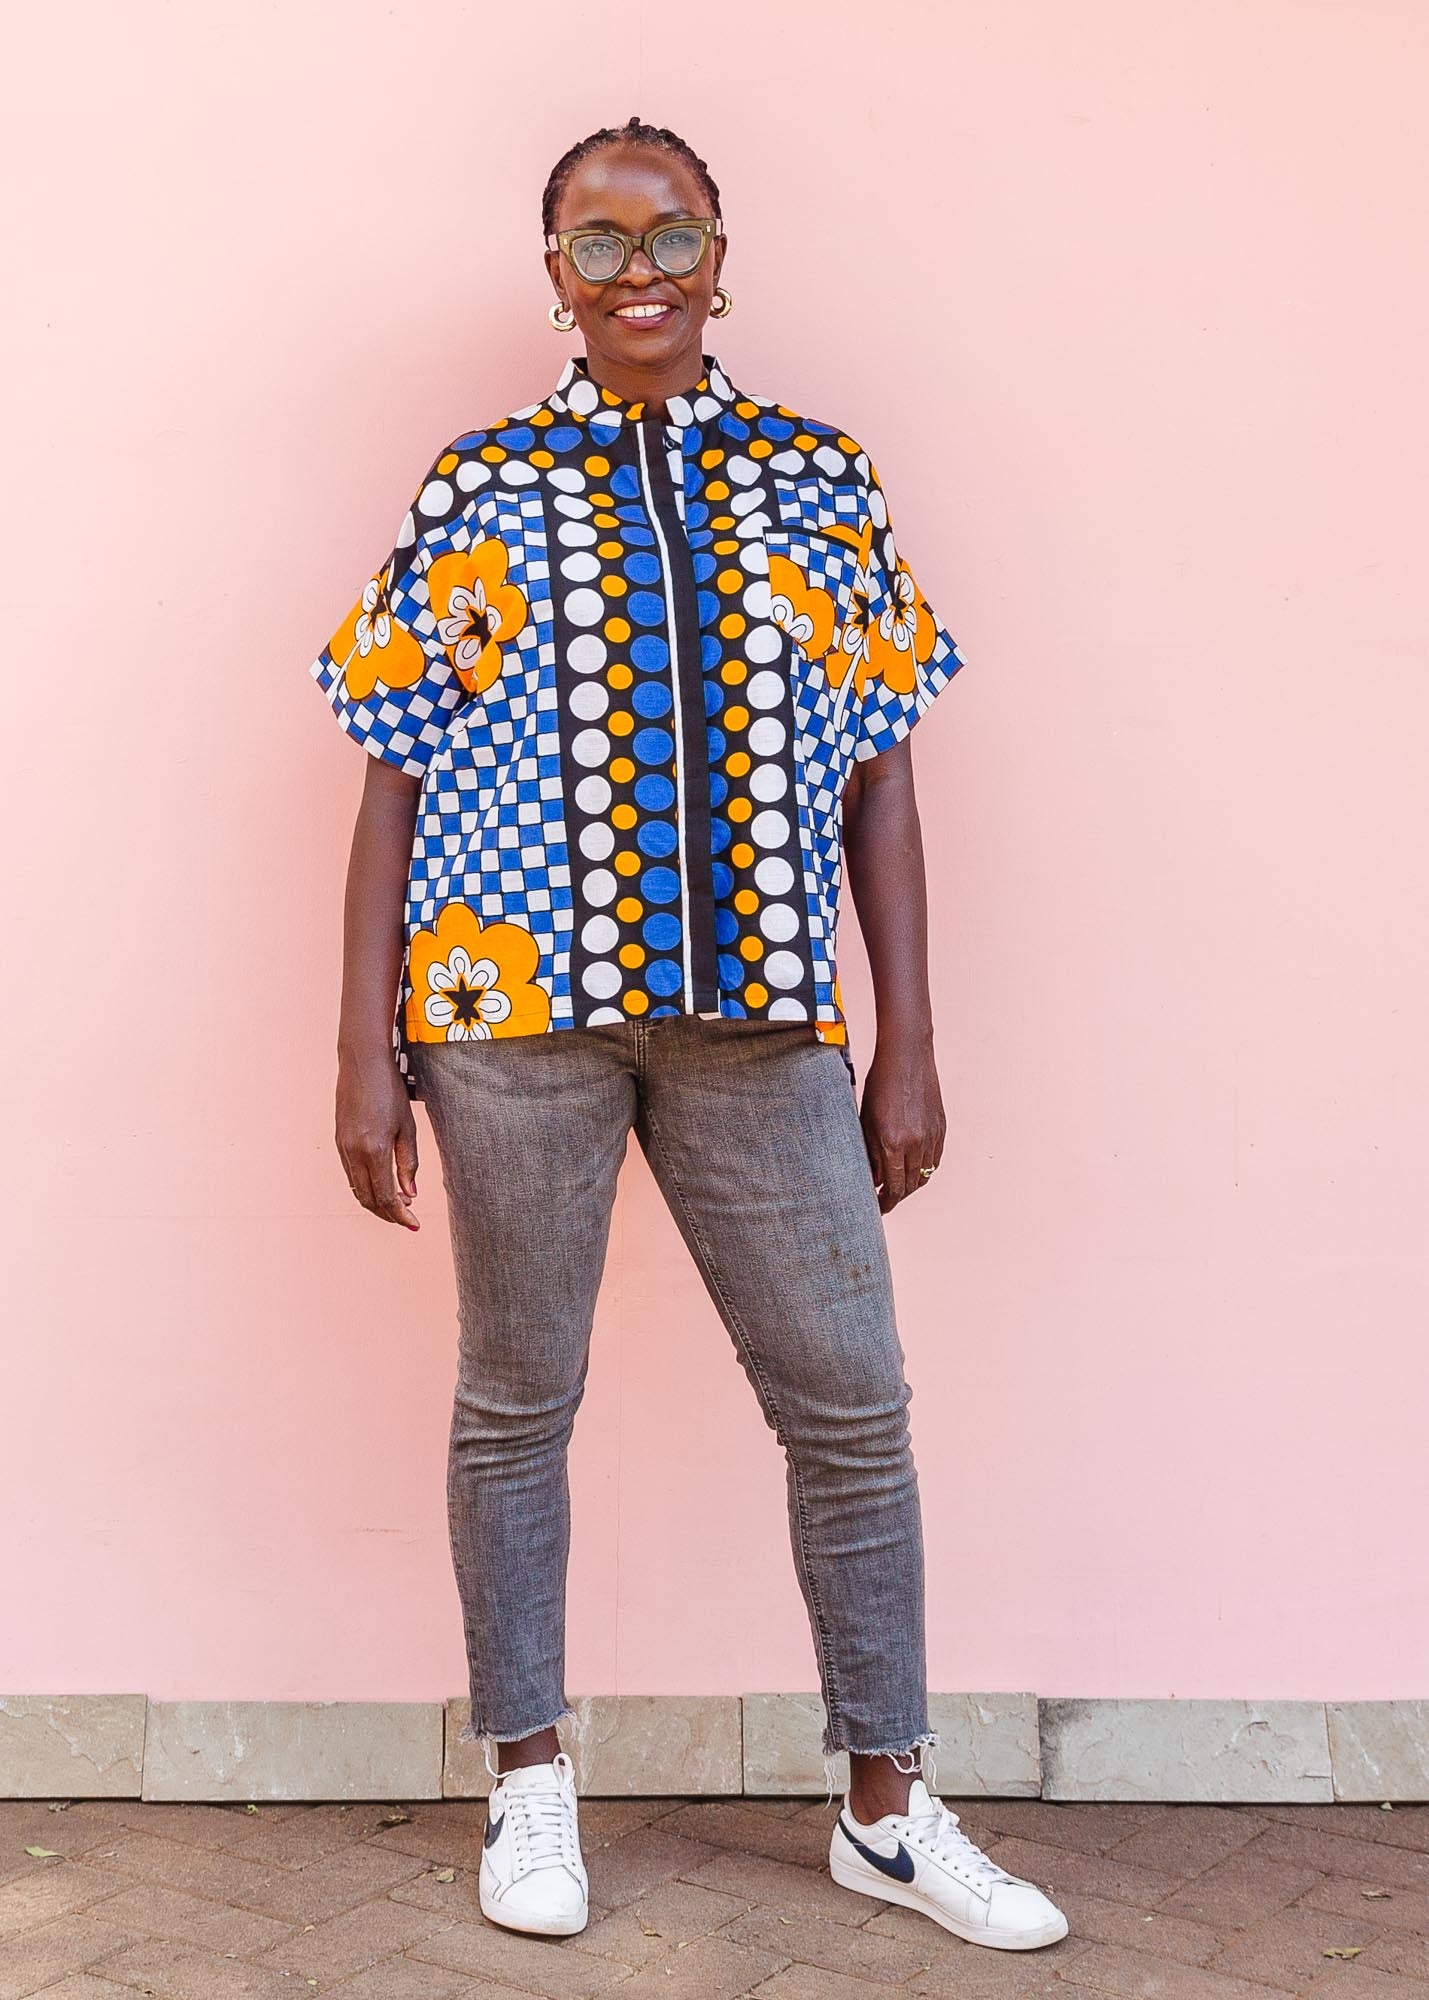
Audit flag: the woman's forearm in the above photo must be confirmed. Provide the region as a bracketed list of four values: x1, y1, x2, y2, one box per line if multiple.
[840, 736, 935, 1051]
[338, 757, 422, 1064]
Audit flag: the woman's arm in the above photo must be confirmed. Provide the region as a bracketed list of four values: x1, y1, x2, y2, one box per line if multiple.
[334, 756, 423, 1230]
[839, 736, 947, 1212]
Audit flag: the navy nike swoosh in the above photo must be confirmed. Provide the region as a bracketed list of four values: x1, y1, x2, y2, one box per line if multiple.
[483, 1808, 504, 1848]
[837, 1812, 916, 1882]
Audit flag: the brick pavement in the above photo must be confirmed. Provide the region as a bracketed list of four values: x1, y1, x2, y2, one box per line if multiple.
[1, 1793, 1425, 1999]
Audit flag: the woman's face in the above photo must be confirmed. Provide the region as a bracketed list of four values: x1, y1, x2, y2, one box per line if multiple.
[545, 142, 726, 379]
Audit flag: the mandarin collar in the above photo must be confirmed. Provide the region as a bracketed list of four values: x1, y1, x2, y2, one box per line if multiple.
[546, 350, 740, 431]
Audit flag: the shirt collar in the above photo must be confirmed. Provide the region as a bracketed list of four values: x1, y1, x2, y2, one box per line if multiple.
[546, 350, 740, 431]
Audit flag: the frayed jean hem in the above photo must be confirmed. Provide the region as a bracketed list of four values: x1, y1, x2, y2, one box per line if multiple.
[820, 1727, 941, 1809]
[457, 1701, 575, 1751]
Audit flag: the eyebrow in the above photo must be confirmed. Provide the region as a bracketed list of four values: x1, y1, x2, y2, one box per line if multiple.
[563, 210, 699, 231]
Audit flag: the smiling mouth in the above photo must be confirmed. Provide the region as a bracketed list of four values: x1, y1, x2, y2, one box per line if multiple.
[611, 300, 679, 324]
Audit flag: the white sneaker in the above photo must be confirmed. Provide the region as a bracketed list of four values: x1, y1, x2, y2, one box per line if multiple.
[829, 1776, 1068, 1950]
[478, 1750, 588, 1936]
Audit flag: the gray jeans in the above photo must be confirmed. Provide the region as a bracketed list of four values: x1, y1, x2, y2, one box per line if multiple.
[411, 1013, 936, 1766]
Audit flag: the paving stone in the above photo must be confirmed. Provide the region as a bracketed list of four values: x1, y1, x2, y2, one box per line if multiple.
[1364, 1927, 1429, 1979]
[4, 1979, 132, 2000]
[0, 1698, 146, 1800]
[81, 1833, 277, 1908]
[603, 1931, 787, 1999]
[1375, 1807, 1429, 1855]
[661, 1800, 834, 1869]
[978, 1835, 1179, 1910]
[92, 1934, 301, 1998]
[1103, 1804, 1267, 1878]
[411, 1916, 634, 1992]
[1157, 1849, 1324, 1930]
[1063, 1940, 1272, 1997]
[572, 1880, 752, 1965]
[228, 1800, 402, 1867]
[144, 1702, 443, 1803]
[1044, 1891, 1223, 1965]
[70, 1880, 293, 1956]
[1256, 1819, 1429, 1890]
[1302, 1969, 1429, 1998]
[1256, 1803, 1401, 1840]
[322, 1959, 486, 1999]
[1298, 1872, 1429, 1932]
[0, 1801, 131, 1864]
[0, 1864, 128, 1941]
[254, 1894, 454, 1981]
[680, 1847, 884, 1925]
[0, 1912, 139, 2000]
[1042, 1699, 1334, 1803]
[1208, 1902, 1385, 1988]
[908, 1936, 1094, 1997]
[584, 1823, 718, 1912]
[89, 1802, 274, 1851]
[1328, 1702, 1429, 1802]
[969, 1800, 1166, 1854]
[237, 1842, 432, 1924]
[386, 1864, 487, 1922]
[724, 1905, 932, 1981]
[749, 1958, 917, 2000]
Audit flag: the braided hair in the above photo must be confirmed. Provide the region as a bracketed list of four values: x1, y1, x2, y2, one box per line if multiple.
[542, 115, 722, 238]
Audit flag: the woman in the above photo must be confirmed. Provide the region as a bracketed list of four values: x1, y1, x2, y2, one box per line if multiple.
[310, 116, 1067, 1954]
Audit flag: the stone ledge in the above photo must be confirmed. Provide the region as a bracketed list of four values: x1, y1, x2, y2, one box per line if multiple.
[0, 1693, 1423, 1801]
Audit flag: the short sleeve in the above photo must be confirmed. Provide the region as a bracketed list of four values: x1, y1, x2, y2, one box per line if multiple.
[853, 459, 968, 763]
[308, 454, 467, 777]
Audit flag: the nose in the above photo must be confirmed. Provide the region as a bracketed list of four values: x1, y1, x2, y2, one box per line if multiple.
[622, 247, 660, 285]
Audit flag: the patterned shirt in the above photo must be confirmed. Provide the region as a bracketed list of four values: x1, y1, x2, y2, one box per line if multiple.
[310, 350, 966, 1092]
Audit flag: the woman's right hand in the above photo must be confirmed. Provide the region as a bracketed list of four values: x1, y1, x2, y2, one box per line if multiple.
[335, 1052, 421, 1230]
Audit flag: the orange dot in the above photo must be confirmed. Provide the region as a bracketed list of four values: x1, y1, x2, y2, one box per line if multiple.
[616, 896, 643, 923]
[700, 448, 725, 469]
[729, 796, 752, 823]
[725, 705, 750, 732]
[721, 659, 748, 683]
[597, 541, 624, 559]
[604, 617, 631, 643]
[608, 710, 634, 736]
[750, 439, 774, 459]
[719, 612, 746, 639]
[740, 935, 764, 960]
[533, 407, 554, 426]
[744, 981, 769, 1007]
[726, 751, 751, 778]
[615, 850, 641, 876]
[731, 842, 755, 868]
[480, 445, 506, 462]
[600, 389, 621, 407]
[586, 456, 611, 476]
[734, 888, 759, 914]
[837, 435, 860, 453]
[736, 401, 759, 418]
[607, 662, 633, 688]
[793, 432, 817, 449]
[601, 575, 628, 597]
[612, 802, 637, 828]
[714, 538, 740, 556]
[717, 569, 744, 594]
[591, 497, 616, 513]
[623, 987, 650, 1014]
[712, 514, 736, 530]
[610, 757, 636, 784]
[436, 452, 459, 474]
[530, 450, 554, 468]
[705, 480, 730, 500]
[619, 942, 646, 968]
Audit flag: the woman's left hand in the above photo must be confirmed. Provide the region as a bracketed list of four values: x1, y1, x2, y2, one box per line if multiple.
[860, 1040, 947, 1213]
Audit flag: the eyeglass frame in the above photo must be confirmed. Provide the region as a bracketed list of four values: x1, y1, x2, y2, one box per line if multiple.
[546, 216, 722, 285]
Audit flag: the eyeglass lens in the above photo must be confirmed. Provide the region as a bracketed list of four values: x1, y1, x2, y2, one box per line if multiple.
[571, 224, 707, 282]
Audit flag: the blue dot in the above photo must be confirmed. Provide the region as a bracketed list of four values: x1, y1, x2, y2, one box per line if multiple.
[686, 502, 710, 530]
[711, 862, 733, 898]
[724, 997, 748, 1017]
[707, 726, 726, 763]
[545, 425, 581, 452]
[634, 773, 675, 812]
[683, 465, 704, 499]
[643, 911, 682, 950]
[611, 465, 642, 498]
[718, 954, 746, 989]
[642, 867, 681, 904]
[623, 524, 656, 547]
[629, 591, 667, 627]
[633, 726, 674, 766]
[632, 680, 671, 718]
[631, 634, 669, 673]
[758, 415, 795, 440]
[709, 771, 728, 807]
[703, 680, 725, 716]
[624, 552, 663, 585]
[589, 416, 621, 445]
[718, 413, 751, 440]
[692, 553, 717, 584]
[696, 591, 720, 626]
[637, 820, 678, 858]
[701, 635, 722, 669]
[646, 959, 683, 997]
[497, 426, 535, 450]
[649, 1002, 680, 1018]
[710, 818, 731, 854]
[715, 907, 739, 945]
[452, 430, 487, 449]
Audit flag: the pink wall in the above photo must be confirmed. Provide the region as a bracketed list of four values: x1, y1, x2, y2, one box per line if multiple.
[5, 2, 1426, 1710]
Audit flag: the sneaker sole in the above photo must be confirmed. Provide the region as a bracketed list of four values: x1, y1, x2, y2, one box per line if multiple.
[829, 1848, 1069, 1951]
[479, 1866, 588, 1936]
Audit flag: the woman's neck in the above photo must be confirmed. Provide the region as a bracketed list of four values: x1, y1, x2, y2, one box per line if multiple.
[578, 336, 706, 418]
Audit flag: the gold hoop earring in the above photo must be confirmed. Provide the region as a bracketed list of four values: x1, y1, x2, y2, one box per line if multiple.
[709, 286, 733, 319]
[548, 300, 576, 332]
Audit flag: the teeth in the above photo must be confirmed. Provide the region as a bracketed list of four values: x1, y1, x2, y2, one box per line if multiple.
[615, 303, 672, 318]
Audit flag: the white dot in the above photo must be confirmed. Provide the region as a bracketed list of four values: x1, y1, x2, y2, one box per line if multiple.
[549, 468, 586, 494]
[569, 680, 609, 720]
[731, 489, 766, 516]
[499, 461, 538, 486]
[579, 820, 615, 860]
[755, 856, 795, 895]
[868, 485, 888, 529]
[764, 949, 805, 990]
[749, 716, 786, 756]
[666, 394, 694, 427]
[564, 588, 605, 627]
[569, 379, 600, 415]
[760, 901, 799, 943]
[582, 868, 617, 906]
[745, 624, 782, 664]
[582, 915, 619, 953]
[742, 579, 773, 619]
[572, 727, 610, 768]
[746, 670, 785, 710]
[768, 996, 809, 1019]
[567, 634, 606, 674]
[395, 509, 416, 549]
[417, 478, 454, 518]
[710, 367, 732, 399]
[813, 446, 848, 476]
[575, 774, 611, 814]
[750, 763, 787, 802]
[752, 808, 790, 849]
[694, 394, 723, 421]
[454, 462, 489, 495]
[727, 455, 761, 486]
[582, 959, 621, 997]
[739, 543, 769, 576]
[560, 551, 602, 582]
[557, 520, 598, 546]
[585, 1004, 624, 1024]
[768, 450, 807, 475]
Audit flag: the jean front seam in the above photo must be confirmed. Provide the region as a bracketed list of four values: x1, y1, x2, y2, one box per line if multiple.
[636, 1091, 845, 1745]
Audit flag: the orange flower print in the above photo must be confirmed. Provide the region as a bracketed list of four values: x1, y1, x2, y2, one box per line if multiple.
[868, 562, 936, 694]
[330, 560, 427, 702]
[405, 903, 551, 1042]
[768, 553, 839, 667]
[427, 539, 528, 695]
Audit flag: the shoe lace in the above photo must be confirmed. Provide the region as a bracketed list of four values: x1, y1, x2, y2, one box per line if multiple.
[506, 1764, 580, 1873]
[904, 1800, 1015, 1884]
